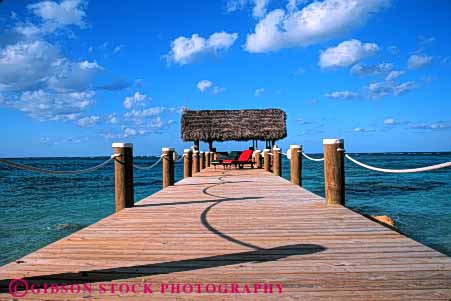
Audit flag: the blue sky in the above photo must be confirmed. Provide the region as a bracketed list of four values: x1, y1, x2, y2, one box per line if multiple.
[1, 0, 450, 157]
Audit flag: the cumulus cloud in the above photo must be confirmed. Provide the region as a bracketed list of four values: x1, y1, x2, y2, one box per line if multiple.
[76, 115, 100, 127]
[226, 0, 270, 18]
[367, 80, 416, 98]
[407, 121, 450, 130]
[350, 63, 393, 76]
[123, 92, 150, 109]
[196, 80, 213, 92]
[245, 0, 390, 53]
[385, 70, 404, 81]
[353, 127, 375, 133]
[407, 54, 432, 69]
[319, 39, 379, 69]
[0, 89, 95, 121]
[166, 31, 238, 65]
[383, 118, 398, 126]
[196, 80, 225, 94]
[254, 87, 265, 96]
[325, 90, 360, 100]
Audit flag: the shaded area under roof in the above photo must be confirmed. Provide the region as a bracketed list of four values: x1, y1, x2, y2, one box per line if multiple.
[181, 109, 287, 142]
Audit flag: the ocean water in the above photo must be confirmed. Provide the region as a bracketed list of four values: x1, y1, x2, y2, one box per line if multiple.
[0, 153, 450, 265]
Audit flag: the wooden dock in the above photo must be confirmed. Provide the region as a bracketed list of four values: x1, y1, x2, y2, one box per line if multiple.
[1, 167, 450, 300]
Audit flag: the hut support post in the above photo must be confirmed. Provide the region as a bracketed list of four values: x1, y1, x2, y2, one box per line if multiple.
[208, 140, 213, 152]
[206, 151, 210, 167]
[162, 147, 175, 189]
[194, 140, 199, 151]
[254, 150, 262, 168]
[272, 146, 282, 176]
[183, 149, 192, 178]
[263, 149, 271, 172]
[200, 152, 205, 169]
[113, 143, 134, 212]
[290, 145, 302, 186]
[324, 139, 345, 206]
[192, 150, 200, 174]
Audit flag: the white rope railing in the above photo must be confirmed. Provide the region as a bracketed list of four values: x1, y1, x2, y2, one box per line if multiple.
[175, 152, 185, 162]
[345, 153, 451, 173]
[281, 153, 288, 156]
[0, 154, 120, 175]
[301, 152, 325, 162]
[133, 156, 164, 170]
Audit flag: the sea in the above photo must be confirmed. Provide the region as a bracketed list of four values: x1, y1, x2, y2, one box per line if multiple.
[0, 152, 450, 265]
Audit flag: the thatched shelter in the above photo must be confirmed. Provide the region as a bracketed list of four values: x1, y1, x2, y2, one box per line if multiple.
[181, 109, 287, 149]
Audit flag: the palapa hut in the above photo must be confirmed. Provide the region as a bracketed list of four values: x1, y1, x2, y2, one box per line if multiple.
[181, 109, 287, 150]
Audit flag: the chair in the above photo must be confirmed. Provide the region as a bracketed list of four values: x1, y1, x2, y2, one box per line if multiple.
[222, 150, 254, 169]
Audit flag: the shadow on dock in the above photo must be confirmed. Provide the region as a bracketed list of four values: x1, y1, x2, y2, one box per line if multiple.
[0, 244, 325, 291]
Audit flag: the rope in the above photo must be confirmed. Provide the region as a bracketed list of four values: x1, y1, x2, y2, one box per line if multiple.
[175, 152, 185, 162]
[281, 153, 288, 156]
[133, 156, 163, 170]
[0, 154, 120, 175]
[301, 152, 325, 162]
[345, 154, 451, 173]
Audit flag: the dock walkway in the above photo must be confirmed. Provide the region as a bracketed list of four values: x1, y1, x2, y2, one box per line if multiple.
[1, 167, 450, 300]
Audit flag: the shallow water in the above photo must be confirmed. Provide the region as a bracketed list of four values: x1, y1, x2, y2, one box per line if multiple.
[0, 153, 450, 265]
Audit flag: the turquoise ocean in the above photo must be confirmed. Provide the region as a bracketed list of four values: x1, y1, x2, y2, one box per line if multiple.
[0, 152, 450, 265]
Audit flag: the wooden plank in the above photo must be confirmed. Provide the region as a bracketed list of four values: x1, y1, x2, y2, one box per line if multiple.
[0, 167, 450, 300]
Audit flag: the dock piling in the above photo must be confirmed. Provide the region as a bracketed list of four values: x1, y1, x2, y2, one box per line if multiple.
[290, 144, 302, 186]
[162, 147, 175, 188]
[323, 139, 345, 206]
[254, 150, 262, 168]
[183, 149, 192, 178]
[192, 150, 200, 174]
[112, 143, 134, 212]
[272, 146, 282, 176]
[263, 149, 270, 172]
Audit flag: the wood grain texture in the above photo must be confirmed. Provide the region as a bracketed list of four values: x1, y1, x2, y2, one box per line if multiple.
[0, 167, 450, 300]
[113, 146, 134, 212]
[290, 146, 302, 186]
[324, 141, 345, 206]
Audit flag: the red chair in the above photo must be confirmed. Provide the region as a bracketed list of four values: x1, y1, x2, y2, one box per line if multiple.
[222, 150, 254, 169]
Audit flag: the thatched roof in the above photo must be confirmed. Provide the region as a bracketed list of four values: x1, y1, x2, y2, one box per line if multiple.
[181, 109, 287, 142]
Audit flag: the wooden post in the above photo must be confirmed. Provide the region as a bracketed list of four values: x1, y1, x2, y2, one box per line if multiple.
[324, 139, 345, 206]
[208, 140, 213, 151]
[192, 150, 200, 174]
[254, 150, 262, 168]
[290, 144, 302, 186]
[272, 146, 281, 176]
[200, 152, 205, 169]
[194, 140, 199, 150]
[112, 143, 134, 212]
[205, 151, 211, 167]
[263, 149, 270, 172]
[162, 147, 174, 188]
[183, 149, 192, 178]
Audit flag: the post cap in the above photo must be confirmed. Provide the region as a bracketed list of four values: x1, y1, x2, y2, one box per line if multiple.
[262, 149, 270, 153]
[254, 150, 261, 153]
[290, 144, 301, 149]
[162, 147, 175, 152]
[193, 150, 199, 153]
[323, 138, 344, 145]
[183, 149, 192, 153]
[273, 147, 281, 151]
[112, 143, 133, 148]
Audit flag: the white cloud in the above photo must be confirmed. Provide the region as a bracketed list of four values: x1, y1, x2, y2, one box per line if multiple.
[166, 31, 238, 65]
[385, 70, 404, 81]
[245, 0, 390, 53]
[368, 80, 416, 98]
[408, 121, 450, 130]
[107, 113, 118, 124]
[28, 0, 87, 29]
[325, 90, 359, 100]
[354, 127, 375, 132]
[113, 45, 124, 54]
[123, 92, 150, 109]
[255, 87, 264, 96]
[383, 118, 398, 126]
[350, 63, 393, 76]
[197, 80, 213, 92]
[253, 0, 270, 18]
[76, 115, 99, 127]
[319, 39, 379, 69]
[196, 80, 224, 94]
[0, 89, 95, 121]
[407, 54, 432, 69]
